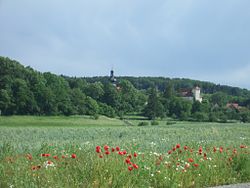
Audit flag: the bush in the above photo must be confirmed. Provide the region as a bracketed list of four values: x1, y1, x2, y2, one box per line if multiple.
[151, 120, 159, 125]
[138, 121, 149, 126]
[166, 121, 176, 125]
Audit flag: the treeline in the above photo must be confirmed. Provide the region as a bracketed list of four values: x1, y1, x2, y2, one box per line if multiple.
[1, 56, 250, 122]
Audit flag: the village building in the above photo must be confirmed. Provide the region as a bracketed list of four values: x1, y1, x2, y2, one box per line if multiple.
[110, 69, 117, 87]
[180, 86, 202, 102]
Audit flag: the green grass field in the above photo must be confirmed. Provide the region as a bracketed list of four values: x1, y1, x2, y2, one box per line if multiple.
[0, 116, 250, 187]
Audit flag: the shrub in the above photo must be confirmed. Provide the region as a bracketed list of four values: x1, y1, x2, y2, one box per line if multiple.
[151, 120, 159, 125]
[138, 121, 149, 126]
[166, 121, 176, 125]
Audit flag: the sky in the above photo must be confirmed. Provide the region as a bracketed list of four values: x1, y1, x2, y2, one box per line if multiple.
[0, 0, 250, 89]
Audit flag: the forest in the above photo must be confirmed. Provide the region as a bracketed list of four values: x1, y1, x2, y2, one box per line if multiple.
[1, 56, 250, 122]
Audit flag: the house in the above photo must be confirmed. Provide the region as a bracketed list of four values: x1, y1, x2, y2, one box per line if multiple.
[226, 103, 240, 110]
[180, 86, 202, 102]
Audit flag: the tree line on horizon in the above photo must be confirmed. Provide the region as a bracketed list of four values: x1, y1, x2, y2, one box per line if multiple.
[1, 56, 250, 122]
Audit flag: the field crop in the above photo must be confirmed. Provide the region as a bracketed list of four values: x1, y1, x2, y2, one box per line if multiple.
[0, 116, 249, 187]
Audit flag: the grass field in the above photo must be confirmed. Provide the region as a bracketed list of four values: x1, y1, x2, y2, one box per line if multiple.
[0, 116, 250, 188]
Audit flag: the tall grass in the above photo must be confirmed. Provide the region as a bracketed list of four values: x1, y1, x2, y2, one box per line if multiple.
[0, 116, 249, 187]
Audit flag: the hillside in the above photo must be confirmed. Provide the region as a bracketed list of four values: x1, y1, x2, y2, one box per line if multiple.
[1, 56, 250, 122]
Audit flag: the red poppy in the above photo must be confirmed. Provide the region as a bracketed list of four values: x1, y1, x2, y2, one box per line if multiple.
[71, 154, 76, 159]
[133, 152, 138, 157]
[116, 146, 120, 151]
[188, 158, 194, 163]
[122, 150, 127, 155]
[168, 150, 172, 155]
[62, 155, 66, 159]
[132, 163, 139, 169]
[96, 146, 101, 150]
[47, 160, 53, 164]
[105, 151, 110, 155]
[240, 145, 246, 149]
[125, 158, 131, 164]
[99, 155, 103, 158]
[53, 156, 58, 160]
[193, 163, 199, 167]
[41, 153, 50, 157]
[198, 147, 202, 154]
[172, 147, 176, 151]
[118, 151, 123, 155]
[184, 145, 188, 150]
[111, 148, 115, 152]
[104, 145, 109, 151]
[128, 166, 133, 171]
[213, 147, 217, 152]
[176, 144, 180, 149]
[219, 147, 223, 153]
[228, 157, 233, 162]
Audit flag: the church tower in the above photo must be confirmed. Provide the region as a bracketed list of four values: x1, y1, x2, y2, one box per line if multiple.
[110, 69, 117, 86]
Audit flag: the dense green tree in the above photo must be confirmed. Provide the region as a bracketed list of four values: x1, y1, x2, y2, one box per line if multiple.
[210, 92, 228, 107]
[144, 88, 164, 119]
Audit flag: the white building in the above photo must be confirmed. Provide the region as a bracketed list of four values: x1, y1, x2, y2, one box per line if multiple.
[192, 86, 202, 102]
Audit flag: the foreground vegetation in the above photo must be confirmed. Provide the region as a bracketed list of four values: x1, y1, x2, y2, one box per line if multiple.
[0, 116, 249, 187]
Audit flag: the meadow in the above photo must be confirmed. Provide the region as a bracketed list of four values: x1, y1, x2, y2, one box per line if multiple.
[0, 116, 249, 188]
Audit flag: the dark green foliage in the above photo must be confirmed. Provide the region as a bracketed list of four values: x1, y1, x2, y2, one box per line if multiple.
[143, 88, 164, 119]
[1, 56, 250, 122]
[151, 120, 159, 125]
[138, 121, 149, 126]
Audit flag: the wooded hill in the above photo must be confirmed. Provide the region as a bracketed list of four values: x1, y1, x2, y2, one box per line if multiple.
[1, 56, 250, 122]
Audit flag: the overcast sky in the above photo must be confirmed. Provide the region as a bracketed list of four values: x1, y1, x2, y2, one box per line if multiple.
[0, 0, 250, 89]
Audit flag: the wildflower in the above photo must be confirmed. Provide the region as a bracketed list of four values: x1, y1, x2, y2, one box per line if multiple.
[41, 153, 50, 157]
[188, 158, 194, 163]
[193, 163, 199, 167]
[96, 146, 101, 153]
[240, 145, 246, 149]
[219, 147, 223, 153]
[213, 147, 217, 152]
[53, 156, 58, 160]
[125, 158, 131, 164]
[128, 166, 133, 171]
[118, 151, 123, 155]
[62, 155, 66, 159]
[31, 165, 41, 171]
[176, 144, 181, 149]
[168, 150, 172, 155]
[134, 152, 138, 157]
[185, 163, 190, 169]
[122, 150, 127, 155]
[44, 160, 55, 169]
[71, 154, 76, 159]
[184, 145, 188, 150]
[132, 163, 139, 169]
[228, 157, 233, 162]
[198, 147, 202, 154]
[104, 145, 109, 151]
[116, 146, 120, 151]
[111, 148, 115, 152]
[26, 154, 32, 160]
[99, 155, 103, 158]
